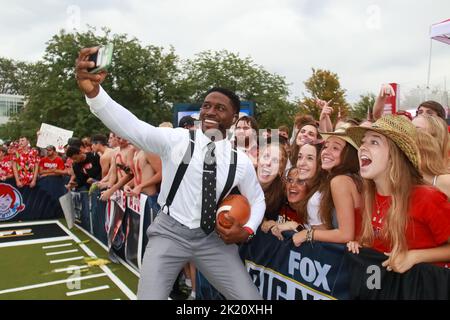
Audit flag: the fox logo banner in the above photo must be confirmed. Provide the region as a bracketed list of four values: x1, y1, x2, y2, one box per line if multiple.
[196, 230, 351, 300]
[239, 230, 350, 300]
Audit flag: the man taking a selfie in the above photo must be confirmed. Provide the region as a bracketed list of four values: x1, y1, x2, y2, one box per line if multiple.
[75, 47, 265, 300]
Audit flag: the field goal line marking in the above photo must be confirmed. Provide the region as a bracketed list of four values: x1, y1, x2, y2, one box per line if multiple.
[0, 219, 136, 300]
[43, 243, 73, 249]
[50, 256, 84, 264]
[55, 220, 137, 300]
[46, 249, 79, 256]
[73, 223, 140, 278]
[0, 273, 107, 295]
[0, 236, 72, 248]
[0, 220, 63, 228]
[66, 285, 110, 297]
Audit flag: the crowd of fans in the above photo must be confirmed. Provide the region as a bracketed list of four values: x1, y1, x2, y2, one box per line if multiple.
[1, 83, 449, 298]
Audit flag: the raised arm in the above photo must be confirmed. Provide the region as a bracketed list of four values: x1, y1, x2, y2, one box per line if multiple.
[75, 47, 185, 157]
[317, 99, 334, 133]
[373, 84, 395, 120]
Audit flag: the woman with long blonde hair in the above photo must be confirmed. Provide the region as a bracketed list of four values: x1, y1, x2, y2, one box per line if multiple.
[347, 115, 450, 273]
[412, 114, 449, 168]
[415, 130, 450, 198]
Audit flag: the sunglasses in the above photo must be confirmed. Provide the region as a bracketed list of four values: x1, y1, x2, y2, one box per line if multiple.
[284, 177, 306, 186]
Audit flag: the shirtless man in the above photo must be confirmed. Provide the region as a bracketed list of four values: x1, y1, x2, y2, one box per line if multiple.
[99, 136, 134, 201]
[93, 132, 120, 189]
[91, 134, 115, 179]
[126, 147, 161, 196]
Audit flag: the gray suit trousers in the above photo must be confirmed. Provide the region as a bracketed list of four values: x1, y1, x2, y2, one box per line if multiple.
[137, 212, 262, 300]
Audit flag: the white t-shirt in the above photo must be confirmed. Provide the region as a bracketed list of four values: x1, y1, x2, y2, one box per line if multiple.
[307, 191, 323, 226]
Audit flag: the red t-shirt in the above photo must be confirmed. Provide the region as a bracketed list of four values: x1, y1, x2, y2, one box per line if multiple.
[367, 186, 450, 267]
[39, 156, 65, 171]
[277, 205, 303, 224]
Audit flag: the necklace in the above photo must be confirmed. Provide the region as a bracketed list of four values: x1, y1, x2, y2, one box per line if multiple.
[375, 196, 389, 216]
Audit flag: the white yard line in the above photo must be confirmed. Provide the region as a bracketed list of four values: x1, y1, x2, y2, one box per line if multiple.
[53, 265, 89, 273]
[0, 236, 72, 248]
[46, 249, 79, 256]
[56, 221, 137, 300]
[74, 223, 140, 278]
[0, 273, 107, 295]
[50, 256, 84, 264]
[0, 220, 61, 228]
[42, 243, 73, 249]
[66, 285, 110, 296]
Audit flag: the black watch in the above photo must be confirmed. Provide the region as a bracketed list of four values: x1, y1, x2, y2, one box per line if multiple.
[296, 224, 305, 232]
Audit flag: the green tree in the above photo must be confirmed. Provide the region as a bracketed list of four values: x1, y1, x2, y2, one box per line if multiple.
[297, 68, 350, 123]
[0, 58, 38, 95]
[0, 27, 184, 142]
[350, 93, 376, 120]
[182, 50, 294, 128]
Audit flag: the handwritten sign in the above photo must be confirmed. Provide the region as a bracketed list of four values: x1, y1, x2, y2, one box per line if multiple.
[36, 123, 73, 153]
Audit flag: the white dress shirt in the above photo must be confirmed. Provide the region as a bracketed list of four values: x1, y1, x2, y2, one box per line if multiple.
[86, 86, 265, 232]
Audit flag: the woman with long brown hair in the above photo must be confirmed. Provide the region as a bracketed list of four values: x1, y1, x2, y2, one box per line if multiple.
[270, 143, 323, 240]
[258, 143, 289, 233]
[292, 124, 362, 246]
[289, 121, 320, 168]
[347, 115, 450, 272]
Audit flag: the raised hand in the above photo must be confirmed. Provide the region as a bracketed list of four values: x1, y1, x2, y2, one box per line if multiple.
[379, 84, 395, 99]
[317, 99, 333, 120]
[75, 47, 108, 98]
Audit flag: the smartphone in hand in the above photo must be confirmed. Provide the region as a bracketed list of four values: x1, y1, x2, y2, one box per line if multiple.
[88, 43, 114, 73]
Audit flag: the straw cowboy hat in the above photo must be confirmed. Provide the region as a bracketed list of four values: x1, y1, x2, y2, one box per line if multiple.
[320, 122, 359, 150]
[346, 114, 420, 171]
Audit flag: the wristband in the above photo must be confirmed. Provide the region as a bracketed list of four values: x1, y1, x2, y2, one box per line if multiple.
[243, 226, 254, 242]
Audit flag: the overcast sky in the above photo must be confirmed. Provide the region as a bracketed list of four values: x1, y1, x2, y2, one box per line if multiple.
[1, 0, 449, 104]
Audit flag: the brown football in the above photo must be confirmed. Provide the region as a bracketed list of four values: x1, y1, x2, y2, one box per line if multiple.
[217, 194, 250, 228]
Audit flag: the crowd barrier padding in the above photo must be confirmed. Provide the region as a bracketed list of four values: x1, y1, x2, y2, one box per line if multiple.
[3, 177, 448, 300]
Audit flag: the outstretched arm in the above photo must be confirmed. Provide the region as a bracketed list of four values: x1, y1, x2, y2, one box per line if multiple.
[75, 47, 184, 158]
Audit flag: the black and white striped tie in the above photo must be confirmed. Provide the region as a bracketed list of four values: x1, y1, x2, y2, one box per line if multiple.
[201, 142, 217, 235]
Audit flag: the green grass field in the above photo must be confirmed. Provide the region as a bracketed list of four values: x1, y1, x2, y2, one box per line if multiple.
[0, 220, 139, 300]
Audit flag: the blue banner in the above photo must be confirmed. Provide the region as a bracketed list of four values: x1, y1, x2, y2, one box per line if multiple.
[197, 230, 350, 300]
[0, 177, 64, 222]
[197, 229, 450, 300]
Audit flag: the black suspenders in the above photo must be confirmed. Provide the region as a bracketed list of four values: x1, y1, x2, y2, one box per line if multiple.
[162, 130, 237, 215]
[218, 147, 238, 204]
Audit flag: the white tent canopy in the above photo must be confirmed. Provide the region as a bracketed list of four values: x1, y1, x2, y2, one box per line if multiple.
[430, 19, 450, 44]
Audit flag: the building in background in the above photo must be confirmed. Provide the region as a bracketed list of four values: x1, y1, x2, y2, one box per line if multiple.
[0, 94, 24, 125]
